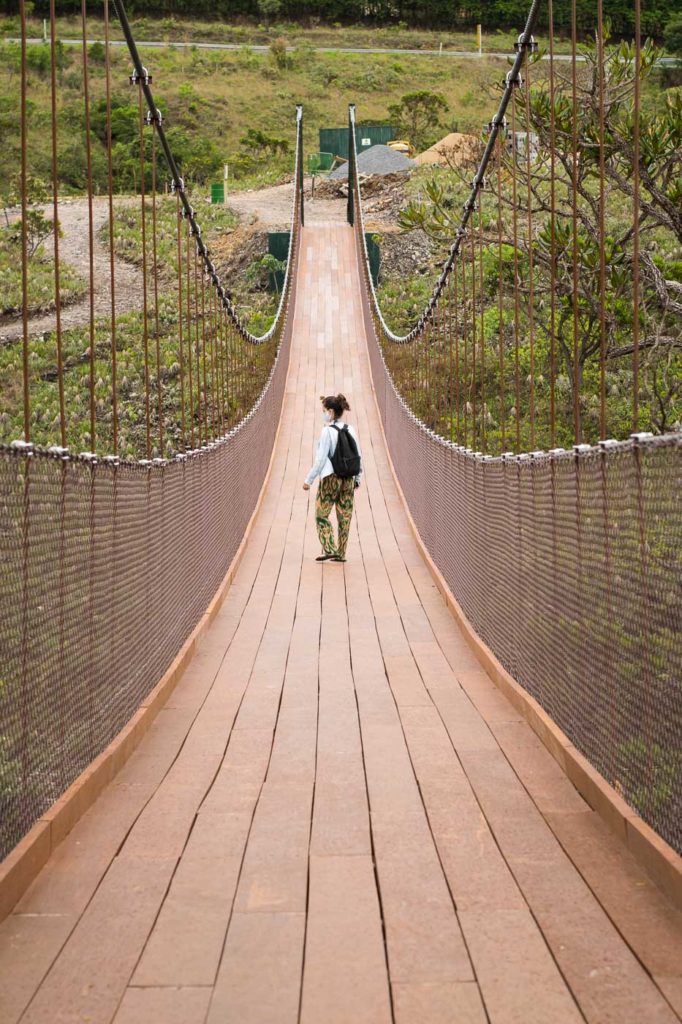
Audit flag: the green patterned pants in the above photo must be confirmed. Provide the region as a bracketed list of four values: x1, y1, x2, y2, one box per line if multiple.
[315, 474, 356, 558]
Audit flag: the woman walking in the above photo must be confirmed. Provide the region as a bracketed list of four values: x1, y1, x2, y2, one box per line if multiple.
[303, 394, 363, 563]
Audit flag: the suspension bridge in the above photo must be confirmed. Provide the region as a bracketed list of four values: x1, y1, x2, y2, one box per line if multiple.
[0, 0, 681, 1021]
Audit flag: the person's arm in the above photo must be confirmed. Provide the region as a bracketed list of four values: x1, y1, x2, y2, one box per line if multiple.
[349, 426, 363, 484]
[304, 427, 331, 487]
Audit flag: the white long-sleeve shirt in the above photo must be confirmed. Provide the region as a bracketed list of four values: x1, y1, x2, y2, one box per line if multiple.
[305, 418, 363, 486]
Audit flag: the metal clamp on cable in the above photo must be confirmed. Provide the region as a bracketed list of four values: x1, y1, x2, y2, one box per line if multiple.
[11, 440, 34, 454]
[506, 70, 523, 89]
[129, 65, 152, 85]
[486, 116, 508, 135]
[514, 33, 538, 53]
[48, 445, 70, 460]
[145, 108, 163, 126]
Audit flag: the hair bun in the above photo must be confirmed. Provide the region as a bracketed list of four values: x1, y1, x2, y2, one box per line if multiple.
[337, 393, 350, 411]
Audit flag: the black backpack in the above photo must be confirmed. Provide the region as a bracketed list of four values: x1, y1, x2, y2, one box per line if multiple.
[329, 424, 361, 479]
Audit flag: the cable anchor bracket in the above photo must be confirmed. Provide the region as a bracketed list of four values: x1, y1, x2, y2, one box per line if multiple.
[129, 66, 152, 85]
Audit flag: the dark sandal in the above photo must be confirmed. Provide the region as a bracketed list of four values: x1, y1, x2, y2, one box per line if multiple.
[315, 553, 336, 562]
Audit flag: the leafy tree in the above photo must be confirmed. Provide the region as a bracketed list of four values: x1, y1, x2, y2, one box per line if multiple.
[90, 99, 139, 147]
[164, 126, 223, 183]
[7, 208, 57, 258]
[663, 13, 682, 58]
[2, 0, 680, 35]
[239, 127, 290, 156]
[246, 253, 287, 293]
[398, 36, 681, 440]
[258, 0, 282, 20]
[387, 91, 449, 151]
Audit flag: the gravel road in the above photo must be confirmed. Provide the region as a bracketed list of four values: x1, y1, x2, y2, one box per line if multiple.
[225, 179, 347, 229]
[1, 180, 376, 343]
[1, 197, 141, 344]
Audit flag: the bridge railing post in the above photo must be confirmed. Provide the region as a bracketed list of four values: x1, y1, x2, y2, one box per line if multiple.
[347, 105, 355, 227]
[297, 104, 304, 227]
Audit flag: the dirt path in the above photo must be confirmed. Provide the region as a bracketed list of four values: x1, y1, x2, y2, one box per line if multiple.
[225, 179, 348, 229]
[0, 198, 141, 345]
[1, 181, 384, 345]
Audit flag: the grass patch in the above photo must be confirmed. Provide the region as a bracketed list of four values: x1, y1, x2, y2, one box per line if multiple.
[0, 224, 86, 319]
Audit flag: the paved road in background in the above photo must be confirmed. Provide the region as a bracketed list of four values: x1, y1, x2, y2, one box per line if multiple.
[14, 36, 559, 58]
[14, 38, 679, 65]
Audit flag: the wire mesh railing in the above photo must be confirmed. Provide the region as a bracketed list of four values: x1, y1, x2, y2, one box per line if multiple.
[0, 0, 303, 858]
[350, 0, 682, 854]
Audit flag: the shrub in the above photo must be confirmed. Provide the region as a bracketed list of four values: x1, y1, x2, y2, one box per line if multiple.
[88, 41, 106, 65]
[269, 36, 289, 71]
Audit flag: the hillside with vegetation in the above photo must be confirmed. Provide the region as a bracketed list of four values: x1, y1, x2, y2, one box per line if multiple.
[0, 24, 503, 198]
[0, 10, 680, 453]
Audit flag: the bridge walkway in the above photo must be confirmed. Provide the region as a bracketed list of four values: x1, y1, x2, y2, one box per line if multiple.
[0, 224, 680, 1024]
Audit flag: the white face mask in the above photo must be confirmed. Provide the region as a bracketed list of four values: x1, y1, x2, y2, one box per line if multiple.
[323, 411, 333, 423]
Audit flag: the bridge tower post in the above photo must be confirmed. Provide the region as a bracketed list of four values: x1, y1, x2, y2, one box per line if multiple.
[297, 104, 304, 227]
[347, 104, 355, 226]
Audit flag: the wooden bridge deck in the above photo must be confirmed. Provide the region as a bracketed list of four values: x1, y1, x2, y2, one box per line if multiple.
[1, 224, 681, 1024]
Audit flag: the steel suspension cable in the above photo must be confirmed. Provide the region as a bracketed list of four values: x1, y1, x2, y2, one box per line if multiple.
[185, 218, 195, 449]
[571, 0, 581, 443]
[194, 249, 203, 445]
[496, 134, 506, 452]
[597, 0, 607, 440]
[470, 212, 478, 450]
[104, 0, 118, 453]
[49, 0, 66, 447]
[19, 0, 29, 442]
[478, 189, 486, 453]
[461, 251, 468, 448]
[632, 0, 642, 431]
[348, 0, 542, 347]
[548, 0, 557, 448]
[525, 52, 536, 449]
[176, 193, 186, 449]
[80, 0, 97, 451]
[136, 85, 151, 457]
[112, 0, 301, 348]
[511, 82, 522, 451]
[151, 130, 163, 456]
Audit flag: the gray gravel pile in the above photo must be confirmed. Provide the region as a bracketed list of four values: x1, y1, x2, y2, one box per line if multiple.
[329, 144, 415, 180]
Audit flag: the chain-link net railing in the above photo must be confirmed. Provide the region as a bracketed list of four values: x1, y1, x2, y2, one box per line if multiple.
[0, 313, 295, 857]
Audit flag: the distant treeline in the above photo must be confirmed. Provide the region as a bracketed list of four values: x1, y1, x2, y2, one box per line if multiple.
[1, 1, 676, 38]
